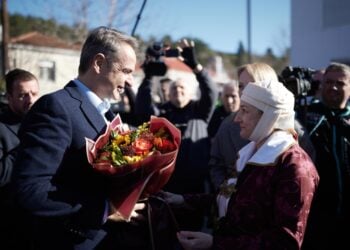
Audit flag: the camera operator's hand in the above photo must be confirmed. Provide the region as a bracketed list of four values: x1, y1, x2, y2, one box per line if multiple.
[158, 190, 185, 206]
[142, 58, 154, 79]
[178, 39, 203, 73]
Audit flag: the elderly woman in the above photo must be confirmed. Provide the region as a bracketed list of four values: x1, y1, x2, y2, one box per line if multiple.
[165, 80, 319, 250]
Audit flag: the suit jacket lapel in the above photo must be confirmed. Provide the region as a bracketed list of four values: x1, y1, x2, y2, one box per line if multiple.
[6, 123, 20, 137]
[64, 81, 106, 133]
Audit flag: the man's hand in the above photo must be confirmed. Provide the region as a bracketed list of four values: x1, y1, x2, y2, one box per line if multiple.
[178, 39, 201, 71]
[108, 202, 146, 223]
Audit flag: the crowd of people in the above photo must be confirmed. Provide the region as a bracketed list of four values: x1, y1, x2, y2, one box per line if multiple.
[0, 25, 349, 250]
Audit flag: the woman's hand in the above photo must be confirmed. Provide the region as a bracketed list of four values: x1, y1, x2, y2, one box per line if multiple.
[177, 231, 213, 250]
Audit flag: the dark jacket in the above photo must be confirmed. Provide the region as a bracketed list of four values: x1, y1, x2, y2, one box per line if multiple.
[0, 109, 25, 249]
[302, 102, 350, 250]
[0, 109, 21, 187]
[136, 70, 218, 194]
[207, 105, 231, 139]
[209, 113, 249, 191]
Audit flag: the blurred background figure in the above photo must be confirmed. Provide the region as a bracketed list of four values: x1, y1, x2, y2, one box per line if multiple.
[309, 68, 325, 104]
[0, 91, 7, 115]
[0, 68, 40, 250]
[136, 38, 218, 231]
[207, 80, 240, 140]
[158, 77, 172, 104]
[110, 85, 139, 128]
[302, 62, 350, 250]
[279, 66, 321, 123]
[0, 68, 40, 187]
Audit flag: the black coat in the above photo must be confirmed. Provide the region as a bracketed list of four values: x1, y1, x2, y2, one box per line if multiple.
[0, 109, 21, 187]
[135, 71, 218, 194]
[0, 109, 24, 249]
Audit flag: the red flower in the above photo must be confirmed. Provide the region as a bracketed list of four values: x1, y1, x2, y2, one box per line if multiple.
[133, 138, 153, 155]
[154, 137, 176, 153]
[85, 115, 181, 220]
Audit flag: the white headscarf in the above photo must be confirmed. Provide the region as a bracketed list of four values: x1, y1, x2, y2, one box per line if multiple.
[240, 80, 295, 143]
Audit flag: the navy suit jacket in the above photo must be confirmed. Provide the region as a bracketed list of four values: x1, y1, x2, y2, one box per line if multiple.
[13, 81, 110, 249]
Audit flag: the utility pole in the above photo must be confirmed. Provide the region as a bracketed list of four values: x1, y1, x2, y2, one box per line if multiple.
[1, 0, 9, 77]
[247, 0, 252, 63]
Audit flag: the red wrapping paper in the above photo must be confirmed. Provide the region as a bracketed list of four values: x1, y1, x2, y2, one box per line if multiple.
[86, 115, 181, 220]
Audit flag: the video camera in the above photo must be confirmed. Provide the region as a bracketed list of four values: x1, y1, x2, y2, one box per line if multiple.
[143, 42, 180, 76]
[280, 66, 320, 123]
[280, 66, 316, 98]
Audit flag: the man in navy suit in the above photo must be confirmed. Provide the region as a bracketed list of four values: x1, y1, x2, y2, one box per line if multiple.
[12, 26, 144, 250]
[0, 69, 40, 249]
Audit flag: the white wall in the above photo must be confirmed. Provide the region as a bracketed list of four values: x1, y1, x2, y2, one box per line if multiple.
[291, 0, 350, 69]
[9, 44, 80, 96]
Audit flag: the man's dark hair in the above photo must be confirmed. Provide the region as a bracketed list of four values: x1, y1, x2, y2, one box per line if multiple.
[5, 68, 37, 94]
[78, 26, 138, 74]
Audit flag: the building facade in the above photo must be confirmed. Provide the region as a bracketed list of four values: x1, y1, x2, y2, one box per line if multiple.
[291, 0, 350, 69]
[9, 32, 81, 95]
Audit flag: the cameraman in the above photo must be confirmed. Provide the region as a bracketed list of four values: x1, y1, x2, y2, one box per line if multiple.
[309, 68, 324, 104]
[302, 62, 350, 250]
[135, 39, 218, 230]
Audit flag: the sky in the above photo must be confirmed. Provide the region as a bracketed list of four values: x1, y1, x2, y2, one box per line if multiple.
[7, 0, 290, 56]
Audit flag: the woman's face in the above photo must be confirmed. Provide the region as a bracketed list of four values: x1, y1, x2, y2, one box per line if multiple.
[238, 69, 254, 96]
[234, 101, 263, 140]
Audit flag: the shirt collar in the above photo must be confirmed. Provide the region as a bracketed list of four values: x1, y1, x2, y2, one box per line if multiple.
[73, 79, 111, 115]
[237, 130, 296, 171]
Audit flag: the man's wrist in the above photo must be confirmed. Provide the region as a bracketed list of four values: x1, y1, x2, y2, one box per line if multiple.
[144, 73, 153, 80]
[193, 63, 203, 74]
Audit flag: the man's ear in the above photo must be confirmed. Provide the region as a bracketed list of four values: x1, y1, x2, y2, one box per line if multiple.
[93, 53, 106, 73]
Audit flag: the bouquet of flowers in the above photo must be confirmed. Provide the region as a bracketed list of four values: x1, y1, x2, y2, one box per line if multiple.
[86, 115, 181, 220]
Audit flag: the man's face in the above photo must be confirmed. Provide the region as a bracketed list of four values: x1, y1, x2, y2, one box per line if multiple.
[221, 85, 240, 113]
[322, 70, 350, 109]
[169, 79, 191, 108]
[160, 82, 170, 102]
[100, 43, 137, 100]
[7, 79, 40, 116]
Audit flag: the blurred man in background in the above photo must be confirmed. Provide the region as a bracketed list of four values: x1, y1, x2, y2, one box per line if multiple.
[207, 80, 240, 140]
[0, 68, 40, 249]
[136, 39, 218, 231]
[302, 62, 350, 250]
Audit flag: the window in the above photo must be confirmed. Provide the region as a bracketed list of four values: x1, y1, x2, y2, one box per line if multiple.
[39, 60, 56, 82]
